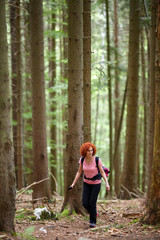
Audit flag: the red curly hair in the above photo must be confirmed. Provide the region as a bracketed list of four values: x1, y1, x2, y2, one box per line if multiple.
[80, 142, 97, 157]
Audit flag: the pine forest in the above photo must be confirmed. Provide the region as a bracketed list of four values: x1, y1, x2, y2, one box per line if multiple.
[1, 0, 160, 238]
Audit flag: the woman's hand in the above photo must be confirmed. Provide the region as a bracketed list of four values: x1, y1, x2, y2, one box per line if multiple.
[106, 183, 110, 192]
[98, 164, 110, 192]
[68, 184, 74, 191]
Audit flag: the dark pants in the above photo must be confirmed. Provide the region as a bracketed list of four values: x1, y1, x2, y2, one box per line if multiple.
[82, 182, 101, 224]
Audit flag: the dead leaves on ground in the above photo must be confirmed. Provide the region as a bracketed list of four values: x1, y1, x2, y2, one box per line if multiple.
[14, 196, 160, 240]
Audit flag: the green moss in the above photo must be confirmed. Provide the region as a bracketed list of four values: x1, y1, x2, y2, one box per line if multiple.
[130, 218, 139, 224]
[16, 226, 37, 240]
[15, 208, 57, 221]
[60, 208, 70, 217]
[59, 206, 76, 220]
[39, 209, 56, 220]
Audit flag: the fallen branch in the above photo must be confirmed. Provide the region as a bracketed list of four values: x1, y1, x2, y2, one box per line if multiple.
[16, 178, 49, 200]
[0, 235, 7, 239]
[31, 196, 52, 210]
[79, 224, 110, 234]
[49, 172, 58, 193]
[122, 211, 143, 218]
[98, 202, 107, 212]
[90, 224, 110, 231]
[130, 191, 141, 198]
[133, 187, 145, 198]
[121, 184, 132, 198]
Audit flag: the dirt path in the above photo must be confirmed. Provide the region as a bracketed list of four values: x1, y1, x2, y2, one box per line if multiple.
[1, 195, 160, 240]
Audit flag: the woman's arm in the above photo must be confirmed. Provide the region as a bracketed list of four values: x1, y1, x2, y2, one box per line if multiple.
[98, 164, 110, 191]
[70, 163, 83, 188]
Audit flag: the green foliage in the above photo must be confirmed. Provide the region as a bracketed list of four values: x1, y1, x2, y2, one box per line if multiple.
[24, 166, 33, 175]
[39, 209, 56, 220]
[60, 208, 70, 217]
[23, 111, 32, 120]
[59, 206, 76, 219]
[17, 226, 36, 240]
[15, 208, 35, 221]
[15, 208, 57, 222]
[12, 119, 17, 126]
[130, 219, 139, 224]
[115, 224, 125, 229]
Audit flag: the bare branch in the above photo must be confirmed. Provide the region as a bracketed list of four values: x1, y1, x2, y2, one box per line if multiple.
[16, 178, 49, 199]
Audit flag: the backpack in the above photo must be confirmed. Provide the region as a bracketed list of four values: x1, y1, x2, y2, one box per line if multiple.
[81, 156, 110, 181]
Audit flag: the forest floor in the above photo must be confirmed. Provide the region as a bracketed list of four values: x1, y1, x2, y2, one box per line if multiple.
[1, 193, 160, 240]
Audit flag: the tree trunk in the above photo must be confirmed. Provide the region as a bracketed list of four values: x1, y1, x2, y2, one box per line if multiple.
[62, 0, 83, 214]
[141, 30, 147, 192]
[146, 0, 156, 199]
[106, 0, 113, 195]
[15, 0, 24, 189]
[48, 12, 57, 194]
[23, 0, 33, 186]
[113, 0, 121, 197]
[62, 5, 68, 196]
[121, 0, 140, 199]
[0, 0, 16, 233]
[10, 0, 18, 186]
[30, 0, 51, 199]
[143, 0, 160, 225]
[83, 0, 91, 142]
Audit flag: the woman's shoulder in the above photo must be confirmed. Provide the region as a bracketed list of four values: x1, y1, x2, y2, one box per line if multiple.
[79, 156, 85, 164]
[96, 156, 102, 166]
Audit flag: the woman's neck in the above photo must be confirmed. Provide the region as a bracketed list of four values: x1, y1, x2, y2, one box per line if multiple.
[85, 155, 94, 161]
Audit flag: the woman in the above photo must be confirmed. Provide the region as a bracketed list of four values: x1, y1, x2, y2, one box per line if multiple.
[69, 142, 110, 228]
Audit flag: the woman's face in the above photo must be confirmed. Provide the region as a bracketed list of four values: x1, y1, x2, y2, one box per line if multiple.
[86, 146, 93, 157]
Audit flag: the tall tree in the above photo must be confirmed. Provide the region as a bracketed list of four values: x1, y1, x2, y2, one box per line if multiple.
[62, 3, 68, 195]
[62, 0, 83, 214]
[0, 0, 16, 233]
[146, 0, 156, 196]
[83, 0, 91, 142]
[106, 0, 113, 194]
[48, 10, 57, 193]
[141, 29, 147, 192]
[143, 0, 160, 225]
[30, 0, 51, 199]
[10, 0, 24, 190]
[23, 0, 33, 186]
[113, 0, 121, 196]
[121, 0, 140, 199]
[15, 0, 24, 189]
[10, 0, 18, 185]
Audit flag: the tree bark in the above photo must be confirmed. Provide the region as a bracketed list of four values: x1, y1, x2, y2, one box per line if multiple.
[121, 0, 140, 199]
[0, 0, 16, 233]
[105, 0, 113, 195]
[113, 0, 121, 197]
[15, 0, 24, 190]
[146, 0, 156, 199]
[83, 0, 91, 142]
[62, 0, 83, 214]
[143, 0, 160, 225]
[48, 11, 57, 194]
[23, 0, 33, 186]
[10, 0, 18, 186]
[62, 5, 68, 196]
[141, 30, 147, 192]
[30, 0, 51, 199]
